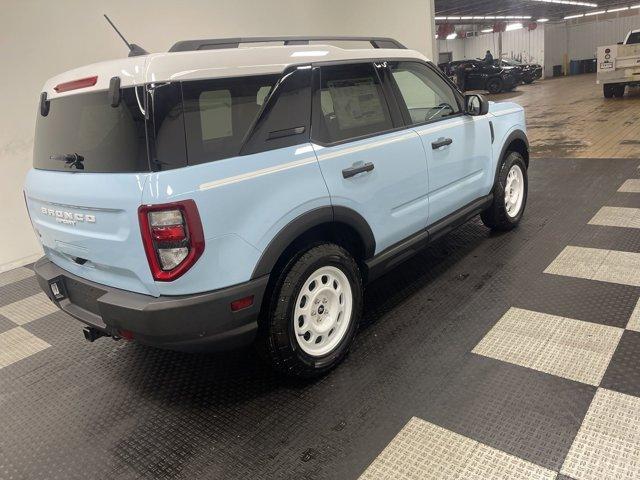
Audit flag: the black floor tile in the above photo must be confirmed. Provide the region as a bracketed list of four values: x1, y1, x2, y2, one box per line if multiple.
[513, 274, 640, 328]
[0, 315, 16, 334]
[601, 330, 640, 397]
[572, 224, 640, 253]
[415, 355, 596, 472]
[0, 276, 42, 307]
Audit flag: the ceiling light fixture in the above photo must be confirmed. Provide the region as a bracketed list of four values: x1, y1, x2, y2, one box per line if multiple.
[481, 28, 494, 33]
[585, 9, 606, 15]
[531, 0, 597, 6]
[446, 33, 457, 40]
[537, 18, 550, 22]
[607, 6, 628, 11]
[564, 13, 585, 19]
[506, 22, 524, 31]
[434, 15, 532, 21]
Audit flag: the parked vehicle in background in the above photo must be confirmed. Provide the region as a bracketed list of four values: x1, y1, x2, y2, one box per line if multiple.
[438, 59, 518, 94]
[494, 58, 543, 84]
[25, 36, 529, 378]
[597, 29, 640, 98]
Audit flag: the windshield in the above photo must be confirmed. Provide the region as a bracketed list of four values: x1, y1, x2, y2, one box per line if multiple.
[627, 32, 640, 44]
[34, 87, 150, 173]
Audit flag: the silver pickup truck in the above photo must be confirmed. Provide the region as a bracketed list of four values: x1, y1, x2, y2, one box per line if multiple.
[597, 29, 640, 98]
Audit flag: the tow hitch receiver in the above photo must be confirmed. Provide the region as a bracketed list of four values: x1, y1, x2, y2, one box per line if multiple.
[83, 326, 108, 343]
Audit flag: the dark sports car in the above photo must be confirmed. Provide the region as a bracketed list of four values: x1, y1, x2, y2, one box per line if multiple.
[438, 60, 518, 94]
[494, 59, 543, 84]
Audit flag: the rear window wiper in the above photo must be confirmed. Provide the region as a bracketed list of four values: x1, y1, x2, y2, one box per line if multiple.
[50, 153, 85, 170]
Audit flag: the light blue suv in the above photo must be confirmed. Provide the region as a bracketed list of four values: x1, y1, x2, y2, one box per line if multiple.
[25, 37, 529, 377]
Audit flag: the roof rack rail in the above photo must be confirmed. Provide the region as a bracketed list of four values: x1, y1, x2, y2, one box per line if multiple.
[168, 36, 407, 52]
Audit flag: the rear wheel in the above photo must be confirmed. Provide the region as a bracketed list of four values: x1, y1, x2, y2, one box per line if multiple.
[486, 77, 503, 94]
[259, 243, 362, 378]
[613, 84, 626, 98]
[604, 84, 625, 98]
[481, 151, 528, 231]
[523, 75, 534, 84]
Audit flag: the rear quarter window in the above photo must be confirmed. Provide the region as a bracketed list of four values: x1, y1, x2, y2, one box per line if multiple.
[181, 74, 279, 164]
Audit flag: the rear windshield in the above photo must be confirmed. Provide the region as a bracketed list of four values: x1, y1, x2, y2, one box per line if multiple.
[34, 88, 150, 173]
[34, 72, 303, 173]
[627, 32, 640, 44]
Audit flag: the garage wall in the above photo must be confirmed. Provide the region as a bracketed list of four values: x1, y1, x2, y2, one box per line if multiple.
[544, 10, 640, 76]
[0, 0, 436, 272]
[437, 27, 545, 65]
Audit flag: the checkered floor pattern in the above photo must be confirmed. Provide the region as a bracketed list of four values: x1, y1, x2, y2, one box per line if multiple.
[0, 270, 52, 369]
[1, 158, 639, 480]
[361, 176, 640, 479]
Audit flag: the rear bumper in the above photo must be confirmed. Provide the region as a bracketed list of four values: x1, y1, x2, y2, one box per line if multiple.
[34, 256, 269, 352]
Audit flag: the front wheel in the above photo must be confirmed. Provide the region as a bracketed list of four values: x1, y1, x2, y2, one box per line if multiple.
[486, 77, 503, 94]
[259, 243, 363, 378]
[481, 151, 528, 231]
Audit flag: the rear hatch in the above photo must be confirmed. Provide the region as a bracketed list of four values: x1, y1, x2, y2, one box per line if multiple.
[24, 58, 160, 296]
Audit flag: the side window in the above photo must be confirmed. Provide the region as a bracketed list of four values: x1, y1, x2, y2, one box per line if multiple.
[241, 66, 312, 155]
[181, 74, 279, 164]
[312, 63, 394, 144]
[389, 62, 461, 124]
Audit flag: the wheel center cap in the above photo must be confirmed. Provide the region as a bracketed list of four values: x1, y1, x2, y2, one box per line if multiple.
[318, 305, 325, 315]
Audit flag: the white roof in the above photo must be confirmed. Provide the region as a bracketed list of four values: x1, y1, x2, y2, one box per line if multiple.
[42, 44, 428, 99]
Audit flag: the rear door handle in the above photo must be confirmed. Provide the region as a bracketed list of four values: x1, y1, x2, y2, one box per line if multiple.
[342, 162, 375, 179]
[432, 138, 453, 149]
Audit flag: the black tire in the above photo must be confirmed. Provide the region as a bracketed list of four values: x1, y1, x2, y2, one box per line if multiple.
[524, 76, 534, 84]
[603, 84, 615, 98]
[259, 243, 363, 378]
[486, 77, 503, 94]
[613, 84, 626, 98]
[481, 151, 528, 231]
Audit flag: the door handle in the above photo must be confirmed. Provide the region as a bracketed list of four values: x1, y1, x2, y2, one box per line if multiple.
[432, 138, 453, 149]
[342, 162, 375, 179]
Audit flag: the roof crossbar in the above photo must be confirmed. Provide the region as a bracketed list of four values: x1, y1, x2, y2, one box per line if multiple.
[168, 36, 406, 52]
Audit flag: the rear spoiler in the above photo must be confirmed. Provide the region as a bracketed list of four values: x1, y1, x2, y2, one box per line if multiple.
[169, 36, 406, 52]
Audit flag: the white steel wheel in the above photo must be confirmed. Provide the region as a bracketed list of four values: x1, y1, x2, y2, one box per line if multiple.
[504, 164, 524, 218]
[293, 265, 353, 357]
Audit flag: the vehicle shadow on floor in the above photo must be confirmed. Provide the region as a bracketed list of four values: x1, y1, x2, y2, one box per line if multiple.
[111, 220, 494, 402]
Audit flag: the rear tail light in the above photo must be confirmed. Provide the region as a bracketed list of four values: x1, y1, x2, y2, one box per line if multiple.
[138, 200, 205, 281]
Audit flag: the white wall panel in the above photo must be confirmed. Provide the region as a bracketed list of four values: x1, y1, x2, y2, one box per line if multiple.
[544, 11, 640, 76]
[0, 0, 435, 271]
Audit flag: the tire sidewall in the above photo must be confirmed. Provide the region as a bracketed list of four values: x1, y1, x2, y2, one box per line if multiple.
[487, 78, 502, 94]
[496, 152, 528, 225]
[273, 245, 362, 373]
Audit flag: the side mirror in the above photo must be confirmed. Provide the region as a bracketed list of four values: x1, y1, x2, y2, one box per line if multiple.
[465, 94, 489, 116]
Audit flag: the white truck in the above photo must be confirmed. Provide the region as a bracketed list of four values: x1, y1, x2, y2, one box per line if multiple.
[597, 29, 640, 98]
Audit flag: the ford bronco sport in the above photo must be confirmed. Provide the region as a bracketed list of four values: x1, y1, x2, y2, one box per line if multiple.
[25, 36, 529, 378]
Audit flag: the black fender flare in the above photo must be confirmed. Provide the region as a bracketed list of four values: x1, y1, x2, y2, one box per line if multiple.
[493, 129, 529, 186]
[251, 206, 376, 279]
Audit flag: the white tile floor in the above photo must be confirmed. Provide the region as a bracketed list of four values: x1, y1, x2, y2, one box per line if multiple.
[0, 292, 59, 326]
[0, 266, 34, 288]
[627, 299, 640, 332]
[561, 388, 640, 480]
[0, 327, 50, 369]
[588, 206, 640, 229]
[472, 308, 623, 386]
[359, 417, 556, 480]
[618, 179, 640, 193]
[544, 246, 640, 287]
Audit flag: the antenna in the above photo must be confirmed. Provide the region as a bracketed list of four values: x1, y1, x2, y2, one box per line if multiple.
[103, 14, 148, 57]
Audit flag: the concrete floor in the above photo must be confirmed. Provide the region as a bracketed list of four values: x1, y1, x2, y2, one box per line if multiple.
[494, 73, 640, 159]
[1, 74, 640, 480]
